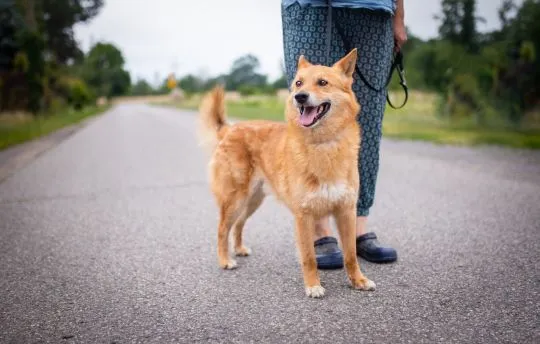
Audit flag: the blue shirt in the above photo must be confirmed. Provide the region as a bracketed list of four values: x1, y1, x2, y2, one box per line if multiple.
[282, 0, 396, 15]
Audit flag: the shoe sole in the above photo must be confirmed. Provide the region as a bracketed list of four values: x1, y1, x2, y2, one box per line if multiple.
[358, 252, 397, 263]
[316, 251, 344, 270]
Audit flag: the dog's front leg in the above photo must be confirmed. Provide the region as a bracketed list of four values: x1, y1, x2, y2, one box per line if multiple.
[334, 206, 376, 292]
[294, 214, 324, 298]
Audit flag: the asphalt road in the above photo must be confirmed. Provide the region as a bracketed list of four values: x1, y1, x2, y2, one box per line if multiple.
[1, 104, 539, 344]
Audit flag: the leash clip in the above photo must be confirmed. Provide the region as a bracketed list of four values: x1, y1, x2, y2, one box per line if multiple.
[386, 51, 409, 110]
[395, 51, 407, 88]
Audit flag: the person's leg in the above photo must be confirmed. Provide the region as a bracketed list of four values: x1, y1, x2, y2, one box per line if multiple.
[281, 2, 344, 269]
[340, 8, 397, 263]
[314, 217, 332, 240]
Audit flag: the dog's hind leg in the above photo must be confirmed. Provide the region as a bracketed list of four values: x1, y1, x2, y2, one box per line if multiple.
[233, 187, 265, 257]
[334, 206, 376, 291]
[217, 194, 246, 270]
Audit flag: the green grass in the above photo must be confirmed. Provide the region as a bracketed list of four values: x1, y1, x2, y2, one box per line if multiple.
[171, 91, 540, 149]
[227, 98, 285, 122]
[0, 105, 109, 151]
[382, 92, 540, 149]
[381, 120, 540, 148]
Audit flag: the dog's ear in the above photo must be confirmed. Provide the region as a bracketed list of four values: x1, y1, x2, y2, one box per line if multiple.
[332, 48, 357, 77]
[297, 55, 312, 70]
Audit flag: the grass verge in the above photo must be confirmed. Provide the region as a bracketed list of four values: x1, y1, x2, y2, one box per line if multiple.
[381, 120, 540, 149]
[382, 92, 540, 149]
[0, 105, 110, 151]
[170, 91, 540, 149]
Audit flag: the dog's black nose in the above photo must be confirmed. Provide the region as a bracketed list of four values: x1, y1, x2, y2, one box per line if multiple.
[294, 92, 309, 104]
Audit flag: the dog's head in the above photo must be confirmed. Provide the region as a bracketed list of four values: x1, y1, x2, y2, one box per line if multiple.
[286, 49, 360, 133]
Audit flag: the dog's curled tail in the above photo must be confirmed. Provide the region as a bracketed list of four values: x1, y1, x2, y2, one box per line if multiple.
[197, 85, 229, 154]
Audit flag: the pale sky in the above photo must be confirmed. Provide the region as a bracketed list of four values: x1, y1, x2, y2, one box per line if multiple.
[73, 0, 508, 86]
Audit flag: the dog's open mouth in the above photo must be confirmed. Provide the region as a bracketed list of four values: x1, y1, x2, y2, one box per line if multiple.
[298, 102, 331, 127]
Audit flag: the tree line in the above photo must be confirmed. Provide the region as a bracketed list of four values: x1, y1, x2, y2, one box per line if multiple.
[1, 0, 539, 128]
[131, 54, 288, 97]
[0, 0, 130, 114]
[148, 0, 540, 126]
[398, 0, 539, 125]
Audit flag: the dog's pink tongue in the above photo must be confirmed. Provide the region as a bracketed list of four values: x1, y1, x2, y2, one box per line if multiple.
[299, 107, 317, 126]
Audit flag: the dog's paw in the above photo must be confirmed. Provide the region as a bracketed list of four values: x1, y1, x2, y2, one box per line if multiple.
[352, 278, 376, 291]
[305, 285, 325, 298]
[219, 259, 238, 270]
[235, 246, 252, 257]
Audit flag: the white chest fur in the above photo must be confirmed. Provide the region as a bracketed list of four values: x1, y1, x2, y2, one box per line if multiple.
[301, 181, 356, 208]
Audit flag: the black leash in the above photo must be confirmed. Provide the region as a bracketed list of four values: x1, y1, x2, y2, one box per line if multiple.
[325, 1, 408, 109]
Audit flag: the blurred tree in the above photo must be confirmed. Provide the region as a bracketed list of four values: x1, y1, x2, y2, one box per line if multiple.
[0, 1, 26, 111]
[0, 0, 105, 113]
[498, 0, 517, 28]
[0, 2, 23, 71]
[271, 59, 288, 89]
[131, 79, 154, 96]
[203, 75, 227, 91]
[272, 75, 288, 89]
[19, 30, 45, 113]
[225, 54, 267, 90]
[82, 42, 131, 98]
[435, 0, 461, 44]
[460, 0, 481, 52]
[498, 0, 540, 120]
[108, 68, 131, 97]
[435, 0, 484, 52]
[178, 74, 202, 94]
[39, 0, 104, 64]
[2, 0, 46, 114]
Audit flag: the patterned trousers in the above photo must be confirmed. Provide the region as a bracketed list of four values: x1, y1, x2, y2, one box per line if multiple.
[281, 3, 394, 216]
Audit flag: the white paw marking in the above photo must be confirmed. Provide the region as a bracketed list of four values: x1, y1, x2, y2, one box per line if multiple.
[222, 259, 238, 270]
[365, 279, 376, 290]
[353, 279, 376, 291]
[235, 247, 252, 256]
[305, 285, 325, 298]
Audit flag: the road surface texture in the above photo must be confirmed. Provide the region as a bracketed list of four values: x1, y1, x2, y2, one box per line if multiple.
[1, 104, 539, 344]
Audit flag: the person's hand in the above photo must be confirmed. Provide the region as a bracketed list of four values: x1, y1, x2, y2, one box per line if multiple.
[393, 16, 407, 52]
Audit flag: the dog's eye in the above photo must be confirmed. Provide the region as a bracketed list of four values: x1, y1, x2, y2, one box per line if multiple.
[295, 80, 303, 87]
[318, 79, 328, 86]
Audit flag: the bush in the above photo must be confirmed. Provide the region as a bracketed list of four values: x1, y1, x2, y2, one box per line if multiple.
[238, 85, 258, 96]
[452, 73, 481, 105]
[441, 73, 481, 121]
[12, 52, 29, 73]
[48, 95, 67, 114]
[70, 79, 93, 110]
[57, 77, 93, 110]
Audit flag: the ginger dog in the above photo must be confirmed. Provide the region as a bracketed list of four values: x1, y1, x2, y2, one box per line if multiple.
[197, 49, 375, 298]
